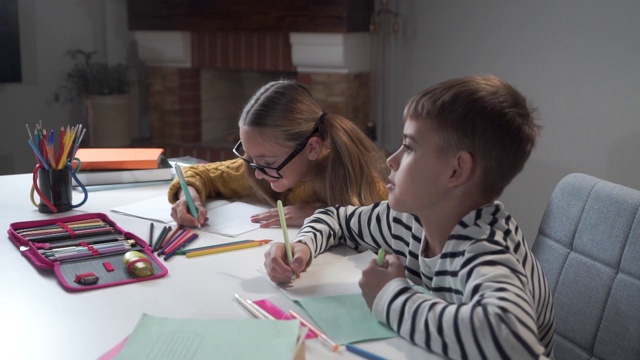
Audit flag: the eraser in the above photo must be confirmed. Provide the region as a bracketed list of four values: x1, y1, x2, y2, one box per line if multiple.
[103, 261, 115, 272]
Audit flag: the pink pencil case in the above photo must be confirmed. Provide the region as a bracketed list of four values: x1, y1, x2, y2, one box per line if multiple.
[254, 299, 317, 339]
[7, 212, 168, 292]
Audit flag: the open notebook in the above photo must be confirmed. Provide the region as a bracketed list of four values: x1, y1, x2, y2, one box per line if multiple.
[110, 196, 269, 237]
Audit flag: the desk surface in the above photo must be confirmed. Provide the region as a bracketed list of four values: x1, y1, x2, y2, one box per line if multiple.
[1, 173, 435, 360]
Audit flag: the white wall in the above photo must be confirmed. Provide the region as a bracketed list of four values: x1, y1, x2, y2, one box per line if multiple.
[0, 0, 139, 175]
[372, 0, 640, 244]
[3, 1, 640, 245]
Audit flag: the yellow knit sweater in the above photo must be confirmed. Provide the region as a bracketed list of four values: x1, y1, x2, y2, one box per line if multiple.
[167, 158, 317, 206]
[167, 158, 388, 206]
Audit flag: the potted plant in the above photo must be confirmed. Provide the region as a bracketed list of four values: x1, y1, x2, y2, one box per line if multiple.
[56, 49, 134, 147]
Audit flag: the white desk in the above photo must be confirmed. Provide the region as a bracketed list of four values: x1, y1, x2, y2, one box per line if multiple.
[0, 173, 435, 360]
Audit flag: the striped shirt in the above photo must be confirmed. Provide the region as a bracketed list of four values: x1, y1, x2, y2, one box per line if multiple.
[297, 201, 555, 359]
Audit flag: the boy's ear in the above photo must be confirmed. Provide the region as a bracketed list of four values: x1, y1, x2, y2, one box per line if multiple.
[306, 136, 323, 160]
[449, 151, 475, 187]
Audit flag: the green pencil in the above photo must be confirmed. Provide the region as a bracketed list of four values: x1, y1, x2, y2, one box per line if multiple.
[277, 200, 295, 281]
[377, 248, 386, 266]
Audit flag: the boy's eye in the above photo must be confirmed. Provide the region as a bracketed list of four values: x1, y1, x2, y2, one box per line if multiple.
[401, 143, 412, 152]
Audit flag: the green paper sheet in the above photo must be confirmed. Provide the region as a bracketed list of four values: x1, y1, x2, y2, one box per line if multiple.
[115, 314, 300, 360]
[296, 293, 397, 345]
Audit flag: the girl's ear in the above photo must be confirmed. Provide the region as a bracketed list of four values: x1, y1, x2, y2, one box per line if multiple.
[305, 136, 323, 160]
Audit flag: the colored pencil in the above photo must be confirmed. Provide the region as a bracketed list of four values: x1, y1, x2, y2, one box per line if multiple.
[289, 310, 339, 352]
[345, 344, 387, 360]
[277, 200, 294, 281]
[185, 240, 272, 258]
[158, 225, 180, 249]
[377, 248, 386, 266]
[234, 294, 268, 319]
[174, 164, 200, 227]
[163, 233, 199, 261]
[148, 222, 154, 248]
[151, 226, 168, 253]
[176, 239, 268, 255]
[158, 228, 187, 255]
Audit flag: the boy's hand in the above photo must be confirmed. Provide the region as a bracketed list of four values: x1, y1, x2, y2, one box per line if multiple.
[170, 186, 208, 227]
[264, 242, 311, 283]
[359, 253, 405, 309]
[251, 204, 320, 228]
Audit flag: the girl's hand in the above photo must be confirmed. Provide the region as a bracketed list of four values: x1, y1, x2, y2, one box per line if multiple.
[359, 253, 405, 309]
[251, 204, 321, 228]
[170, 186, 208, 227]
[264, 242, 311, 283]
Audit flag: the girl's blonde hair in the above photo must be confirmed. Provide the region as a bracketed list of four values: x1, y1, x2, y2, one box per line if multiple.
[240, 79, 388, 206]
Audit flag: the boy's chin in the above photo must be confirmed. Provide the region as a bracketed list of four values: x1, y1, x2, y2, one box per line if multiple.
[387, 196, 407, 213]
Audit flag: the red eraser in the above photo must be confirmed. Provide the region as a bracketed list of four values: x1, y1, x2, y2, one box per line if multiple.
[103, 261, 115, 272]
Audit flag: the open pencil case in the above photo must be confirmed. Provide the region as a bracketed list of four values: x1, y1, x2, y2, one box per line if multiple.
[7, 212, 168, 292]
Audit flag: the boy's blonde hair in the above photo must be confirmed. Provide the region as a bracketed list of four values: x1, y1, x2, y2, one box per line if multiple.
[240, 80, 388, 206]
[404, 75, 540, 198]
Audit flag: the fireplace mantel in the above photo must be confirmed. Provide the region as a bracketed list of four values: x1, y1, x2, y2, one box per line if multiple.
[127, 0, 373, 33]
[127, 0, 375, 161]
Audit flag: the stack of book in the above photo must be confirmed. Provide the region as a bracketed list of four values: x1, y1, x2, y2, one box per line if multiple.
[72, 148, 174, 187]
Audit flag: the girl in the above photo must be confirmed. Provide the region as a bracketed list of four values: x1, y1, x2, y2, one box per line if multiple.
[169, 79, 388, 227]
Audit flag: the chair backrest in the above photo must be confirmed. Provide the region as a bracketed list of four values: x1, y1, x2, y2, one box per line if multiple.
[532, 173, 640, 360]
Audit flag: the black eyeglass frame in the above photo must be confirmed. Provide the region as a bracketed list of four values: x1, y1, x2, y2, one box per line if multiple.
[233, 127, 320, 179]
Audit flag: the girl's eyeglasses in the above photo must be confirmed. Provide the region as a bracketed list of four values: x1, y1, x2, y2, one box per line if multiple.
[232, 127, 319, 179]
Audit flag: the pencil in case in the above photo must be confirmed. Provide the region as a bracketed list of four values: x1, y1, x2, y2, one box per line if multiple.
[7, 212, 168, 292]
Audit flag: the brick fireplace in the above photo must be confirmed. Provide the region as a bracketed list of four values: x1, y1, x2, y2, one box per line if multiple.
[128, 1, 374, 161]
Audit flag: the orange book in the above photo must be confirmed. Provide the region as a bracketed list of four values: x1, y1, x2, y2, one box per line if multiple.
[74, 148, 165, 170]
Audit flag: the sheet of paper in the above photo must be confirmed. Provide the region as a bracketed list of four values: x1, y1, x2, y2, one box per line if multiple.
[114, 314, 300, 360]
[110, 197, 268, 237]
[200, 201, 269, 237]
[260, 250, 377, 301]
[110, 195, 176, 223]
[296, 294, 397, 345]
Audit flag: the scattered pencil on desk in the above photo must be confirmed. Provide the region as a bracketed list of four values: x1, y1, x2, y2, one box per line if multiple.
[234, 294, 274, 320]
[148, 222, 154, 248]
[289, 310, 339, 352]
[176, 239, 269, 256]
[345, 343, 387, 360]
[185, 240, 272, 258]
[151, 225, 168, 253]
[163, 233, 199, 261]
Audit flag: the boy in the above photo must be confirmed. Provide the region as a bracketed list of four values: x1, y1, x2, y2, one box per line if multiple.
[264, 75, 555, 359]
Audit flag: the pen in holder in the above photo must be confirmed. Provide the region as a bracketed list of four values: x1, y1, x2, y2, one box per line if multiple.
[31, 162, 88, 213]
[26, 122, 88, 213]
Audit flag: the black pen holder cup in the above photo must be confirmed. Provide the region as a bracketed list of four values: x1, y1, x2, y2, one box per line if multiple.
[37, 168, 73, 213]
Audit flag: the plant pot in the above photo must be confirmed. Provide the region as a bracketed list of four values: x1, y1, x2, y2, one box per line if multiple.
[85, 94, 131, 147]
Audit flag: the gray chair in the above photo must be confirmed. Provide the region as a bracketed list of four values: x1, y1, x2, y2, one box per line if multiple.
[532, 173, 640, 359]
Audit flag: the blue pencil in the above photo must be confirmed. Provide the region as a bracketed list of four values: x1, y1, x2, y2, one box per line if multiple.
[345, 344, 387, 360]
[164, 233, 199, 261]
[158, 228, 187, 255]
